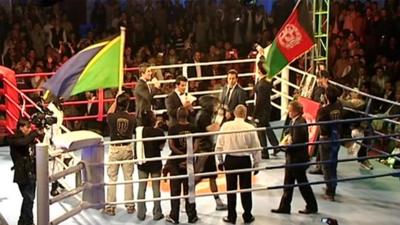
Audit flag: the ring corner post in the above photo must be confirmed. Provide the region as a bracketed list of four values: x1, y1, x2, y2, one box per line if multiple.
[36, 143, 50, 225]
[81, 142, 105, 209]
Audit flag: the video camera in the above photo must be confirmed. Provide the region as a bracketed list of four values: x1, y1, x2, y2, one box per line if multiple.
[31, 102, 58, 129]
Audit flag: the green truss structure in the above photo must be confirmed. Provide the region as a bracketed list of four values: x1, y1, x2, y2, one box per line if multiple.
[312, 0, 330, 70]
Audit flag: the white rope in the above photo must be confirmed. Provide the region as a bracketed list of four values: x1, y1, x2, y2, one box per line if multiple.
[288, 65, 400, 107]
[274, 75, 300, 89]
[49, 185, 85, 205]
[49, 163, 84, 182]
[104, 127, 269, 145]
[272, 89, 294, 100]
[103, 147, 263, 166]
[148, 58, 257, 70]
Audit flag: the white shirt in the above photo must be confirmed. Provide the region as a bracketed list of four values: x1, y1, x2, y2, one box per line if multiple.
[87, 96, 96, 114]
[226, 84, 237, 104]
[175, 89, 186, 105]
[215, 118, 262, 165]
[194, 59, 202, 77]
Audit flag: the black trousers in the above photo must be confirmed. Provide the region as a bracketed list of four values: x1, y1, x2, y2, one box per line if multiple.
[169, 164, 197, 222]
[278, 166, 318, 212]
[224, 155, 253, 222]
[319, 135, 340, 197]
[357, 145, 367, 163]
[257, 119, 279, 158]
[17, 177, 36, 225]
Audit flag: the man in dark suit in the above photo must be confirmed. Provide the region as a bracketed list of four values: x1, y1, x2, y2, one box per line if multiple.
[271, 101, 318, 214]
[187, 51, 211, 91]
[165, 75, 193, 126]
[252, 70, 279, 159]
[85, 91, 101, 133]
[220, 69, 247, 121]
[134, 63, 160, 125]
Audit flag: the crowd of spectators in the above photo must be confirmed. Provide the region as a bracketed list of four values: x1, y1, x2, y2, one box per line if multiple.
[0, 0, 294, 89]
[0, 0, 295, 132]
[329, 0, 400, 115]
[327, 0, 400, 160]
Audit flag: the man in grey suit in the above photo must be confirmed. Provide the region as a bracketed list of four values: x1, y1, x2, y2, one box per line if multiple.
[134, 63, 160, 125]
[220, 69, 247, 121]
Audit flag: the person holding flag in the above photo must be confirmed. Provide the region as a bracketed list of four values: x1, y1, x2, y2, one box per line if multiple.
[255, 0, 315, 158]
[104, 92, 136, 216]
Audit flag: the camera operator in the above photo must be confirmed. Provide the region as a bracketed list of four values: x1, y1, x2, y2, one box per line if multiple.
[8, 117, 44, 225]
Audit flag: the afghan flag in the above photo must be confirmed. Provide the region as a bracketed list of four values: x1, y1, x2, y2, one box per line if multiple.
[262, 0, 314, 78]
[43, 31, 125, 98]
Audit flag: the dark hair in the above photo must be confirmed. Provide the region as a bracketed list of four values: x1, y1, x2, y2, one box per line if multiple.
[176, 107, 188, 121]
[227, 69, 238, 78]
[326, 86, 338, 103]
[141, 110, 156, 127]
[199, 95, 220, 113]
[116, 93, 130, 112]
[257, 56, 267, 75]
[17, 117, 31, 129]
[318, 70, 330, 79]
[175, 75, 188, 86]
[289, 101, 304, 114]
[86, 91, 96, 96]
[139, 63, 150, 75]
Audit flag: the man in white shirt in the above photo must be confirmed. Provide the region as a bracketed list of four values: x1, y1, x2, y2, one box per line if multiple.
[215, 104, 261, 224]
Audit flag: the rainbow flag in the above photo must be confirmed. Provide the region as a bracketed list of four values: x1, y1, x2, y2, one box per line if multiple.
[44, 34, 124, 98]
[262, 0, 314, 78]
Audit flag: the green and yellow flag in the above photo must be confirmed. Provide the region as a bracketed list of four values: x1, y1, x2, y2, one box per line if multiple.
[44, 30, 125, 98]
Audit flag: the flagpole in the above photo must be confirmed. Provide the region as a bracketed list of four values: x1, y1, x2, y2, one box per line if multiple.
[119, 26, 126, 93]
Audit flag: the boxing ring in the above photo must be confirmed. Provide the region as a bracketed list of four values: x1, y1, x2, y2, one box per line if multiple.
[0, 58, 400, 225]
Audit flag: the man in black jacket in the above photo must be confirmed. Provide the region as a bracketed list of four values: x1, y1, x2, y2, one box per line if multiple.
[271, 101, 318, 214]
[317, 86, 343, 201]
[8, 118, 43, 225]
[134, 63, 160, 125]
[253, 70, 279, 159]
[165, 76, 193, 126]
[220, 69, 247, 121]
